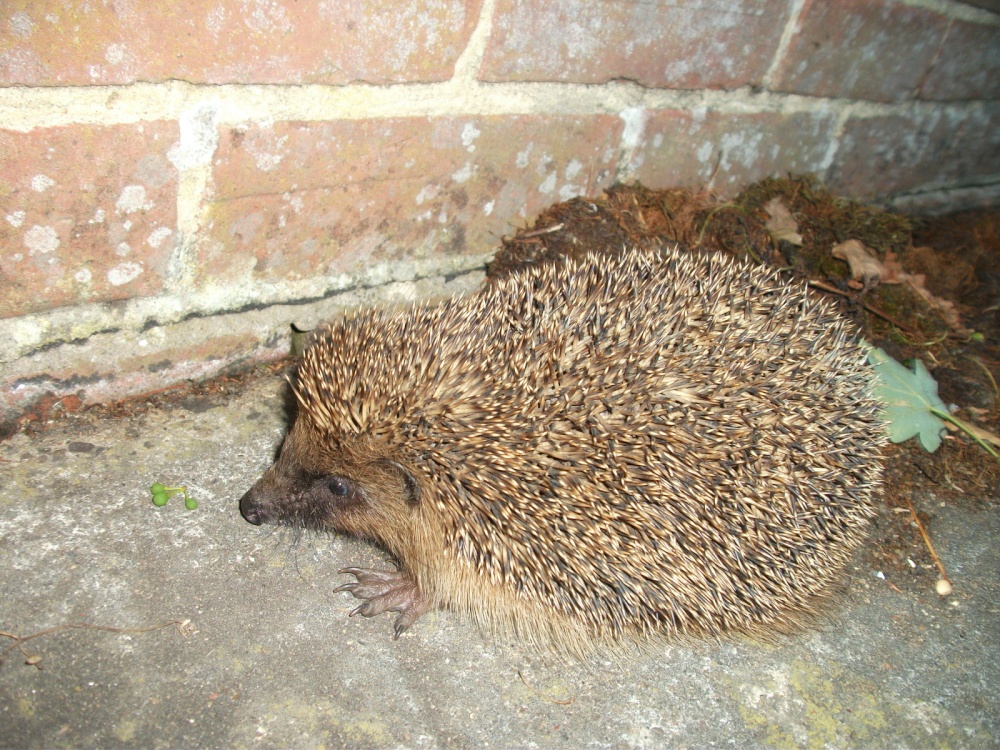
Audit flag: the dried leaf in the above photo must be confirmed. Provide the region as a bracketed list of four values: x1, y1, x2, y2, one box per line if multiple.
[880, 251, 906, 284]
[832, 239, 884, 288]
[881, 252, 968, 333]
[763, 198, 803, 245]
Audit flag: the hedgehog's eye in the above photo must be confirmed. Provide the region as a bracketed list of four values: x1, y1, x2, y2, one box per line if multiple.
[328, 477, 350, 497]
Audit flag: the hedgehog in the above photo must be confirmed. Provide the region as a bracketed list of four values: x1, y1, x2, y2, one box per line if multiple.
[239, 246, 885, 655]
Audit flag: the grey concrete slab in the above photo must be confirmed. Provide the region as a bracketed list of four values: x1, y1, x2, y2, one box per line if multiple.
[0, 375, 997, 749]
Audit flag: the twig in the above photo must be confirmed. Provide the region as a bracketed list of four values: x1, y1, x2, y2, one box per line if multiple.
[1, 619, 194, 668]
[517, 670, 575, 705]
[900, 495, 948, 585]
[518, 223, 564, 239]
[930, 408, 1000, 462]
[807, 279, 918, 334]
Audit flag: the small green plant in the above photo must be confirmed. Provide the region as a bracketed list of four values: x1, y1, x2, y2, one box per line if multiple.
[867, 347, 948, 451]
[149, 482, 197, 509]
[868, 347, 999, 461]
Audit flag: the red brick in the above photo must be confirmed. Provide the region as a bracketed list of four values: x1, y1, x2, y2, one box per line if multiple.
[920, 20, 1000, 101]
[0, 319, 280, 433]
[625, 110, 839, 196]
[198, 116, 622, 285]
[0, 0, 481, 86]
[0, 123, 178, 319]
[827, 105, 1000, 197]
[480, 0, 789, 89]
[769, 0, 948, 102]
[0, 270, 483, 433]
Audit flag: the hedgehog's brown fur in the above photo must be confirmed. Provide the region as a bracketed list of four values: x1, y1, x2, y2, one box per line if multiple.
[240, 246, 885, 655]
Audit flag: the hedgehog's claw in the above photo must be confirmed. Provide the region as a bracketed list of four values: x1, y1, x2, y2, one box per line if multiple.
[335, 567, 430, 639]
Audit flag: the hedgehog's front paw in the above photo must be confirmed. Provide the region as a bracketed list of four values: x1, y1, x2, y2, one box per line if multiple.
[335, 567, 431, 639]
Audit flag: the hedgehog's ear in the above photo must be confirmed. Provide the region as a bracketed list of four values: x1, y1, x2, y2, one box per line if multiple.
[376, 459, 421, 506]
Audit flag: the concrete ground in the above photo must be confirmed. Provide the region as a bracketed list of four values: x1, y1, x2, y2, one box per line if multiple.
[0, 373, 997, 750]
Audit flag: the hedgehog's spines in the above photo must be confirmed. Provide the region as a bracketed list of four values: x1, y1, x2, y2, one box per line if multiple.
[274, 246, 884, 653]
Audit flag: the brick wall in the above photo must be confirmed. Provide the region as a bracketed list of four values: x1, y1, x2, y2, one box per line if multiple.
[1, 0, 999, 430]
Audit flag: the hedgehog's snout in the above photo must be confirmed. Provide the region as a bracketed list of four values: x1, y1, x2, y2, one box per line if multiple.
[239, 483, 267, 525]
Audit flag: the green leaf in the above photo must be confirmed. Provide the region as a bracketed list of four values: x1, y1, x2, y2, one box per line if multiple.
[868, 347, 948, 452]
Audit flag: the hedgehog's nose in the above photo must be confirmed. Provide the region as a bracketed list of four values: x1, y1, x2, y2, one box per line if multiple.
[239, 487, 265, 525]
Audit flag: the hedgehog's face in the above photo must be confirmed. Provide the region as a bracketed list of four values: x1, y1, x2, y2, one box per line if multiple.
[239, 417, 421, 547]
